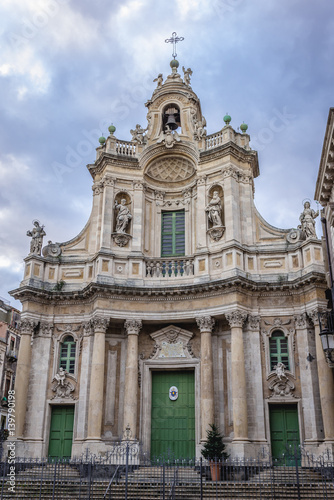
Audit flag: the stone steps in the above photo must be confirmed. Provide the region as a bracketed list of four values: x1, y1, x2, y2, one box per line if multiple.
[2, 479, 334, 500]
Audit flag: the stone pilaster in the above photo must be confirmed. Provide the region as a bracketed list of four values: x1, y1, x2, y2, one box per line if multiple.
[101, 175, 115, 249]
[222, 167, 241, 243]
[132, 183, 145, 253]
[226, 311, 249, 442]
[196, 176, 208, 252]
[246, 315, 266, 444]
[294, 313, 321, 443]
[196, 315, 215, 440]
[123, 319, 142, 440]
[15, 320, 37, 438]
[308, 309, 334, 442]
[87, 317, 109, 440]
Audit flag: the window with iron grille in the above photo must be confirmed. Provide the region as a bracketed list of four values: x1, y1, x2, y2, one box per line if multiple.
[269, 330, 289, 371]
[59, 335, 76, 374]
[161, 210, 185, 257]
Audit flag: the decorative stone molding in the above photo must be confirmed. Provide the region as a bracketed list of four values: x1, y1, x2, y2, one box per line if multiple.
[149, 325, 194, 359]
[207, 226, 225, 241]
[197, 176, 207, 186]
[154, 190, 165, 206]
[264, 318, 291, 327]
[221, 166, 239, 181]
[294, 313, 309, 329]
[196, 316, 215, 333]
[225, 311, 247, 328]
[268, 363, 295, 398]
[42, 241, 62, 258]
[287, 228, 305, 244]
[124, 319, 142, 336]
[18, 320, 37, 335]
[103, 175, 115, 187]
[92, 182, 104, 195]
[112, 233, 132, 247]
[51, 368, 76, 400]
[307, 308, 326, 326]
[39, 322, 54, 336]
[248, 315, 261, 330]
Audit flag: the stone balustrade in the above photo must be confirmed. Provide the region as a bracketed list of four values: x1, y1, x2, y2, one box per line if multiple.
[115, 140, 137, 156]
[146, 258, 194, 278]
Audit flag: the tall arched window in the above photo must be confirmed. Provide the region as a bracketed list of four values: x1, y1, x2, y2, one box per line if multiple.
[59, 335, 76, 374]
[269, 330, 289, 371]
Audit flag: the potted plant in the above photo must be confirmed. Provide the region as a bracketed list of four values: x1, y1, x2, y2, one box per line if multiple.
[201, 424, 229, 481]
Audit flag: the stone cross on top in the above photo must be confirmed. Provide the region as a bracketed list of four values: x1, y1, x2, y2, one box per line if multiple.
[165, 32, 184, 59]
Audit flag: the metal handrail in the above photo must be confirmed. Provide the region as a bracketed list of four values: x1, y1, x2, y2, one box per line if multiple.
[103, 465, 120, 499]
[168, 467, 178, 500]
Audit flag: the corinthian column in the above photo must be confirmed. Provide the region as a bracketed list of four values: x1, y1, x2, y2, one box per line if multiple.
[309, 309, 334, 441]
[226, 311, 249, 442]
[87, 317, 109, 440]
[15, 320, 37, 438]
[196, 316, 215, 441]
[123, 319, 142, 440]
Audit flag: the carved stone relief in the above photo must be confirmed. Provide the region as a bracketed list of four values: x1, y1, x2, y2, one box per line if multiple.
[148, 325, 195, 359]
[51, 368, 76, 400]
[146, 157, 195, 183]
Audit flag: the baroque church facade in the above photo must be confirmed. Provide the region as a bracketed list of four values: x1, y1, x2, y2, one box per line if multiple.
[12, 58, 334, 460]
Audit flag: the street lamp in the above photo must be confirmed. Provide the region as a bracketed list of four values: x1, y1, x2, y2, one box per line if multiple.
[318, 312, 334, 368]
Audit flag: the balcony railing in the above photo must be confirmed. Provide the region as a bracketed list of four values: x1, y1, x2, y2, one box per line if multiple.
[146, 258, 194, 278]
[6, 348, 18, 361]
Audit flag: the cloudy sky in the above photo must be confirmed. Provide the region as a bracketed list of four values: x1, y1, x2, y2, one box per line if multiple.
[0, 0, 333, 309]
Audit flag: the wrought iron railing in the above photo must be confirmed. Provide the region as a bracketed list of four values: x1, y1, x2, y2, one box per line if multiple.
[1, 445, 333, 500]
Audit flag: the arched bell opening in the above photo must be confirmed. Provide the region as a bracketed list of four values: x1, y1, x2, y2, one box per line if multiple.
[162, 103, 181, 132]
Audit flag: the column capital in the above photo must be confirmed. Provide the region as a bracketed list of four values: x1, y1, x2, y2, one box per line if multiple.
[226, 311, 247, 328]
[247, 315, 260, 330]
[18, 319, 37, 336]
[196, 316, 215, 333]
[307, 308, 326, 327]
[39, 322, 54, 336]
[125, 319, 142, 336]
[294, 312, 309, 329]
[91, 316, 109, 333]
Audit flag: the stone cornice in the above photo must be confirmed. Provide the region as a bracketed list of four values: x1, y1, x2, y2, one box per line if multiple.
[87, 153, 140, 179]
[315, 107, 334, 205]
[10, 271, 326, 305]
[199, 142, 259, 178]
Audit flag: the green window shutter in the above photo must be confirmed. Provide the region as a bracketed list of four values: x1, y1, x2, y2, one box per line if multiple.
[269, 331, 289, 371]
[60, 335, 76, 374]
[161, 210, 185, 256]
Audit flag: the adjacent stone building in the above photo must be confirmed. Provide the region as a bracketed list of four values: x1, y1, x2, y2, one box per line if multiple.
[0, 298, 20, 430]
[11, 60, 333, 460]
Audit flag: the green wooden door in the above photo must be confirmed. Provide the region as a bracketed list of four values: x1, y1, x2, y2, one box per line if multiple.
[151, 371, 195, 459]
[48, 406, 74, 458]
[269, 404, 300, 464]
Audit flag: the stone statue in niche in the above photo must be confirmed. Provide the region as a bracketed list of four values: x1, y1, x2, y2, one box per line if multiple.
[27, 220, 46, 255]
[206, 191, 223, 227]
[275, 362, 287, 381]
[298, 201, 319, 238]
[130, 124, 147, 144]
[115, 198, 132, 233]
